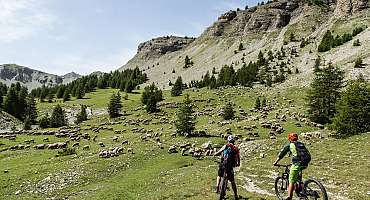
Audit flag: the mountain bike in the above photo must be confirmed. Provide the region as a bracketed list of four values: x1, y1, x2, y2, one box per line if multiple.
[274, 164, 328, 200]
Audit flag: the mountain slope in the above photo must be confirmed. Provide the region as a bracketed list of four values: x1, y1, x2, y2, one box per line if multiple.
[0, 64, 81, 89]
[119, 0, 370, 89]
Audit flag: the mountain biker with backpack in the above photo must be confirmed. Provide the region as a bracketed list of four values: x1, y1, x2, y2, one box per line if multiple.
[214, 135, 240, 200]
[273, 132, 311, 200]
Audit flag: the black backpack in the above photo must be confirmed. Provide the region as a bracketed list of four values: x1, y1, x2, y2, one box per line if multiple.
[293, 141, 311, 166]
[222, 144, 238, 168]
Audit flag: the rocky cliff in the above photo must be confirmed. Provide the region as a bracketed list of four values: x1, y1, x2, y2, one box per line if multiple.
[0, 64, 81, 89]
[334, 0, 369, 15]
[119, 0, 370, 89]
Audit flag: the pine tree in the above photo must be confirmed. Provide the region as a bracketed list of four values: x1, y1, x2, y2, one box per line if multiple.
[238, 43, 244, 51]
[222, 101, 235, 120]
[47, 93, 54, 103]
[39, 114, 50, 129]
[108, 92, 122, 118]
[124, 80, 135, 93]
[25, 96, 38, 124]
[171, 76, 183, 96]
[63, 89, 71, 102]
[332, 78, 370, 137]
[255, 97, 261, 110]
[16, 87, 28, 120]
[141, 83, 163, 113]
[39, 85, 48, 102]
[318, 30, 333, 52]
[209, 75, 217, 89]
[56, 86, 65, 98]
[184, 56, 193, 68]
[76, 84, 84, 99]
[261, 97, 267, 107]
[307, 64, 345, 124]
[76, 105, 88, 124]
[257, 51, 265, 66]
[289, 32, 296, 42]
[176, 94, 196, 136]
[4, 86, 18, 118]
[50, 104, 67, 128]
[266, 74, 272, 87]
[354, 57, 363, 68]
[23, 117, 31, 130]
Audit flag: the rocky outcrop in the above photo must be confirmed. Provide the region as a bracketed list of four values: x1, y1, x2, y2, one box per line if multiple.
[202, 0, 299, 37]
[137, 36, 195, 59]
[0, 64, 81, 89]
[335, 0, 369, 16]
[61, 72, 82, 84]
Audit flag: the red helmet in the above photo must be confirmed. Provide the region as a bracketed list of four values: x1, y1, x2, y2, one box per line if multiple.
[288, 132, 298, 142]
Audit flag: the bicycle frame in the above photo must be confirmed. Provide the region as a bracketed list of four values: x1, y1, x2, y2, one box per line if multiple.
[275, 164, 305, 197]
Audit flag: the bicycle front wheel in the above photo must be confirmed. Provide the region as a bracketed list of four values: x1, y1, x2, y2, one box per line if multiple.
[274, 176, 288, 200]
[304, 179, 328, 200]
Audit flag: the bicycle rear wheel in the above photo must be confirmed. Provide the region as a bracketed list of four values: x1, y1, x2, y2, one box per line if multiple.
[219, 173, 228, 200]
[274, 176, 288, 200]
[304, 179, 328, 200]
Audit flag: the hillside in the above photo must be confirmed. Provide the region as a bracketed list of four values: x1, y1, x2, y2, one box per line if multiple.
[1, 86, 369, 199]
[120, 0, 370, 89]
[0, 64, 81, 89]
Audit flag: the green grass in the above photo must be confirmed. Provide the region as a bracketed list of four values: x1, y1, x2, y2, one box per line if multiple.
[1, 86, 369, 199]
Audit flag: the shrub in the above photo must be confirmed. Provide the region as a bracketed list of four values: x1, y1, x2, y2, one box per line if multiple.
[222, 101, 235, 120]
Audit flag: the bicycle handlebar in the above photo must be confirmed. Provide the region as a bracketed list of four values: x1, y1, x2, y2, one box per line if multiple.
[274, 164, 292, 167]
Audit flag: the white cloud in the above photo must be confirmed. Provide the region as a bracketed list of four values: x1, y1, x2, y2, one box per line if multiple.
[0, 0, 55, 42]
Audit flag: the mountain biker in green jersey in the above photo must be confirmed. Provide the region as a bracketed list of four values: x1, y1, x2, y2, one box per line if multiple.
[214, 135, 240, 200]
[273, 132, 311, 200]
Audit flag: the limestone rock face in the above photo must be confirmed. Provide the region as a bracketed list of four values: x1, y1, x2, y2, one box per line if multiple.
[202, 0, 299, 37]
[334, 0, 369, 16]
[352, 0, 369, 12]
[137, 36, 195, 58]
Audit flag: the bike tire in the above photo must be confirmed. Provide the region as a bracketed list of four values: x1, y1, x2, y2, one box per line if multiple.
[304, 179, 328, 200]
[274, 176, 288, 200]
[219, 173, 228, 200]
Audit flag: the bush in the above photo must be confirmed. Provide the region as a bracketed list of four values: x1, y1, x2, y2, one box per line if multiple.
[353, 39, 361, 47]
[222, 101, 235, 120]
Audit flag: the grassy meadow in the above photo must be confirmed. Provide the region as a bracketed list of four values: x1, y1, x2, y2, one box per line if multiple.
[0, 86, 369, 200]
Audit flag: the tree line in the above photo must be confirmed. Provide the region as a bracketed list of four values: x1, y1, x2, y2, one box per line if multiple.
[318, 26, 366, 52]
[189, 49, 294, 89]
[30, 67, 147, 102]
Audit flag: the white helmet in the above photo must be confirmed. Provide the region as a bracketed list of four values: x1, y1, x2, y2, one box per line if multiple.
[227, 135, 235, 143]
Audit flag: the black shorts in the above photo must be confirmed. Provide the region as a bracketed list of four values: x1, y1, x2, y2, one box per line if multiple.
[218, 164, 234, 182]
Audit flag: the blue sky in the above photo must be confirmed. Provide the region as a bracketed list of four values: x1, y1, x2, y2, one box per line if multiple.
[0, 0, 259, 75]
